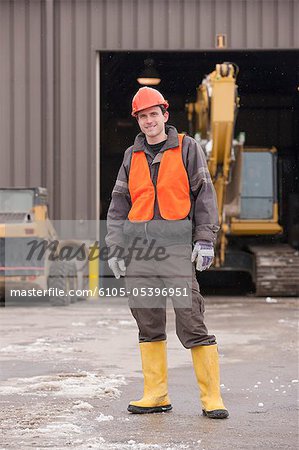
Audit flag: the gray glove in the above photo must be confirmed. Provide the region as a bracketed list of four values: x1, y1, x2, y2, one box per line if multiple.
[191, 240, 214, 271]
[108, 257, 126, 279]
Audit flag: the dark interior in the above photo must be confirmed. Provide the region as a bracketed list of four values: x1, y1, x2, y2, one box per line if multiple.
[101, 50, 299, 241]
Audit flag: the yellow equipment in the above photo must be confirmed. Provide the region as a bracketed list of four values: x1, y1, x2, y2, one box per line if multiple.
[186, 63, 299, 296]
[0, 187, 91, 305]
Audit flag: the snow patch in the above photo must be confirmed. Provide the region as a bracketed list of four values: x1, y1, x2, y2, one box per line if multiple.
[72, 400, 94, 410]
[0, 338, 74, 355]
[0, 371, 126, 399]
[118, 320, 134, 326]
[95, 413, 114, 422]
[71, 437, 192, 449]
[37, 422, 82, 434]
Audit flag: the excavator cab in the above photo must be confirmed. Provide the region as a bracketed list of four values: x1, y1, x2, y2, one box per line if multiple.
[0, 187, 49, 223]
[229, 148, 282, 235]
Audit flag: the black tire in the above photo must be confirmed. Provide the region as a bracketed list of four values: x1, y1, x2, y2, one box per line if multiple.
[68, 262, 78, 304]
[48, 261, 72, 306]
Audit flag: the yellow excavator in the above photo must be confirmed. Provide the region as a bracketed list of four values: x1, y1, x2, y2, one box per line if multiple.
[186, 62, 299, 296]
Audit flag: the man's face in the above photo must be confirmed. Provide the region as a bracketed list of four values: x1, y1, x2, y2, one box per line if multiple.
[137, 106, 169, 140]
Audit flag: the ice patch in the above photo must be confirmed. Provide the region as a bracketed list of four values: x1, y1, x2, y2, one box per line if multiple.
[265, 297, 278, 303]
[71, 322, 86, 327]
[0, 371, 126, 399]
[95, 413, 114, 422]
[118, 320, 134, 326]
[0, 338, 74, 355]
[72, 437, 191, 449]
[37, 422, 82, 434]
[72, 400, 94, 410]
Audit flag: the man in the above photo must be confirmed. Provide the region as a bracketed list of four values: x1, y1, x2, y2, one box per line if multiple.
[105, 86, 229, 419]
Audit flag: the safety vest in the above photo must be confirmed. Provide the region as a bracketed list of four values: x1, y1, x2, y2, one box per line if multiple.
[128, 133, 191, 222]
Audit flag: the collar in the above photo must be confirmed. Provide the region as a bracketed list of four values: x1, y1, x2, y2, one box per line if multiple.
[132, 125, 180, 154]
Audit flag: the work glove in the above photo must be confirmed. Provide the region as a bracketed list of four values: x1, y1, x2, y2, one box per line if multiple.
[191, 240, 214, 271]
[108, 257, 126, 279]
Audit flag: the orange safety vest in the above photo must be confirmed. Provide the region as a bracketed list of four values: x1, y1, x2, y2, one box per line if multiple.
[128, 134, 191, 222]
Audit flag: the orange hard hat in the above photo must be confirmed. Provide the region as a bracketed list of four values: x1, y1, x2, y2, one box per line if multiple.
[131, 87, 169, 117]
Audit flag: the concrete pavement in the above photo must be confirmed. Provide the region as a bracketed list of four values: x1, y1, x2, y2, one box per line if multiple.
[0, 296, 298, 449]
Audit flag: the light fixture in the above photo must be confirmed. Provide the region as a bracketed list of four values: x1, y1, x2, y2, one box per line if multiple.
[137, 58, 161, 86]
[216, 34, 227, 49]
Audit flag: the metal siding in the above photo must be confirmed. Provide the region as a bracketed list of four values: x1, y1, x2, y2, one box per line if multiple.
[262, 0, 278, 48]
[75, 0, 90, 219]
[183, 0, 197, 49]
[43, 0, 55, 217]
[153, 0, 169, 49]
[60, 0, 74, 219]
[215, 0, 229, 39]
[199, 0, 214, 49]
[13, 0, 27, 186]
[136, 0, 152, 49]
[1, 0, 298, 221]
[168, 0, 184, 49]
[245, 0, 262, 48]
[106, 0, 121, 49]
[277, 0, 293, 47]
[0, 1, 11, 186]
[230, 0, 246, 48]
[29, 0, 42, 187]
[294, 0, 299, 46]
[120, 0, 137, 49]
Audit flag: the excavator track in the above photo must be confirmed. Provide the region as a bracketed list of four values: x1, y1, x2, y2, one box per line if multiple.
[250, 244, 299, 296]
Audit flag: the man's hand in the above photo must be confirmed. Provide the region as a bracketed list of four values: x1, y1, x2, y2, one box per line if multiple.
[191, 241, 214, 271]
[108, 257, 126, 279]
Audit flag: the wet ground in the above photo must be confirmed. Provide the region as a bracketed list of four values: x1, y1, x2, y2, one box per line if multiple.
[0, 295, 298, 449]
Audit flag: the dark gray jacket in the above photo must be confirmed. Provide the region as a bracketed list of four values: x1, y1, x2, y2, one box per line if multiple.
[105, 125, 219, 251]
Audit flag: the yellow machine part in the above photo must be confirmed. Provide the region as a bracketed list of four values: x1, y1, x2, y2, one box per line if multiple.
[230, 204, 283, 235]
[88, 244, 99, 298]
[186, 64, 283, 267]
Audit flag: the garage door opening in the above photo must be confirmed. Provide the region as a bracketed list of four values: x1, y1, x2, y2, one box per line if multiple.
[100, 50, 299, 294]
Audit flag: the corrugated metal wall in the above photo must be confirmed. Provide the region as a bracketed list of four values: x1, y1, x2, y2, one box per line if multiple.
[1, 0, 298, 219]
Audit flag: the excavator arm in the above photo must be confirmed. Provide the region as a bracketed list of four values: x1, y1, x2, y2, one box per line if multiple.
[186, 62, 240, 266]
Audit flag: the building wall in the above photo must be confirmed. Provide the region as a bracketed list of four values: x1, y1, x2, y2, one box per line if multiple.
[1, 0, 298, 219]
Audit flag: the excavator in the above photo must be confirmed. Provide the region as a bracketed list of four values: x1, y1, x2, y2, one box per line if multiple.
[186, 62, 299, 296]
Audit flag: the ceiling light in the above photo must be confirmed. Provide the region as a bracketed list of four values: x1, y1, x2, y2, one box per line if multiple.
[137, 59, 161, 86]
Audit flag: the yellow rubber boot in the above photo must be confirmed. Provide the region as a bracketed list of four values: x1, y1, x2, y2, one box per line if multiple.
[128, 341, 172, 414]
[191, 344, 229, 419]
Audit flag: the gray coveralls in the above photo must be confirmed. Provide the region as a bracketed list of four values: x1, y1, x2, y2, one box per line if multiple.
[105, 125, 219, 348]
